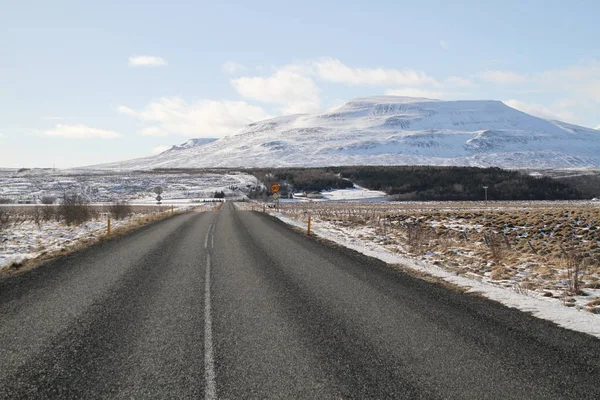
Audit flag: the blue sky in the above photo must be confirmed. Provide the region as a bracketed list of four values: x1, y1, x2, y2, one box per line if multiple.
[1, 0, 599, 168]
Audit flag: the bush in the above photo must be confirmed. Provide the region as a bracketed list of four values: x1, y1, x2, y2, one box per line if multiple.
[0, 210, 10, 233]
[109, 201, 133, 220]
[59, 194, 91, 225]
[30, 207, 43, 229]
[42, 205, 55, 222]
[41, 196, 56, 205]
[0, 198, 12, 204]
[213, 191, 226, 199]
[484, 231, 505, 263]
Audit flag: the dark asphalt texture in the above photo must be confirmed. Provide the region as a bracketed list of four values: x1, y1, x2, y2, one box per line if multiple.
[1, 202, 599, 399]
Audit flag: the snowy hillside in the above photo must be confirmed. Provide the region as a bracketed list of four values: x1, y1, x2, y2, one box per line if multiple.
[92, 96, 600, 170]
[167, 138, 218, 152]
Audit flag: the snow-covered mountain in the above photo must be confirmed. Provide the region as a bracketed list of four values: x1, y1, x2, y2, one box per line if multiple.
[93, 96, 600, 170]
[166, 138, 218, 152]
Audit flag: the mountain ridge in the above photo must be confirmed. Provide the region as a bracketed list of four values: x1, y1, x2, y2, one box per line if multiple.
[90, 96, 600, 170]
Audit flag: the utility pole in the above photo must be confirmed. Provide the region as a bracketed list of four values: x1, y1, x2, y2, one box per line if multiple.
[483, 186, 489, 203]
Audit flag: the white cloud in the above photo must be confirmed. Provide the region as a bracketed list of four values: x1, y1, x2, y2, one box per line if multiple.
[231, 67, 320, 114]
[595, 125, 600, 130]
[477, 70, 527, 84]
[116, 105, 137, 117]
[128, 55, 168, 67]
[556, 99, 577, 109]
[222, 61, 247, 75]
[468, 62, 599, 127]
[532, 64, 600, 106]
[385, 88, 444, 99]
[117, 97, 271, 136]
[43, 124, 120, 139]
[43, 116, 63, 120]
[139, 127, 169, 137]
[314, 58, 439, 87]
[537, 63, 600, 84]
[446, 76, 475, 87]
[152, 145, 171, 154]
[440, 40, 449, 51]
[503, 100, 576, 122]
[572, 79, 600, 103]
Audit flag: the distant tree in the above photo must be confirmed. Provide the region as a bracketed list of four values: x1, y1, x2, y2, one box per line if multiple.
[245, 166, 583, 201]
[41, 196, 56, 205]
[334, 166, 582, 201]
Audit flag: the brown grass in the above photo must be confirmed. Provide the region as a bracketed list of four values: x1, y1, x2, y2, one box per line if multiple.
[279, 201, 600, 296]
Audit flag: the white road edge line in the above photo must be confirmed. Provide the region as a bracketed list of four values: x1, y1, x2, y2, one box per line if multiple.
[204, 253, 217, 399]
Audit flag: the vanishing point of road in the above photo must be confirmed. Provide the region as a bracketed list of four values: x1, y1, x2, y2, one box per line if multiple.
[1, 203, 599, 399]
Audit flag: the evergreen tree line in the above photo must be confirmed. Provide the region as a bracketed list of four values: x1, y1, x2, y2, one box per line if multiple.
[247, 166, 585, 201]
[251, 168, 353, 194]
[331, 166, 583, 201]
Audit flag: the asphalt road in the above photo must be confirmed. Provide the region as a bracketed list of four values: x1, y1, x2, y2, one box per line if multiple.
[1, 203, 600, 399]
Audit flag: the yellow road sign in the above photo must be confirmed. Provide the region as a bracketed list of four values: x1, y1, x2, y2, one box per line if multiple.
[273, 193, 279, 200]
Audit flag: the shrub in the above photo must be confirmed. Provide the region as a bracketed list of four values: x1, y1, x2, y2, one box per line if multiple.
[40, 196, 56, 205]
[406, 221, 431, 253]
[30, 206, 43, 228]
[560, 245, 586, 295]
[42, 205, 55, 222]
[59, 194, 91, 225]
[0, 210, 10, 233]
[109, 201, 133, 220]
[484, 231, 505, 263]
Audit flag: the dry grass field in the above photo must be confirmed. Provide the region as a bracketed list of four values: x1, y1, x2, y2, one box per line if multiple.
[278, 201, 600, 313]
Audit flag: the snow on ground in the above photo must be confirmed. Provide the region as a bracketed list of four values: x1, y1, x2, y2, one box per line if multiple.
[1, 219, 124, 269]
[0, 205, 204, 271]
[255, 206, 600, 338]
[321, 186, 387, 201]
[0, 169, 256, 204]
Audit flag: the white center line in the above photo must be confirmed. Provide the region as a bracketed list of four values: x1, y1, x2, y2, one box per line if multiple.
[204, 254, 217, 400]
[204, 225, 212, 249]
[204, 253, 217, 399]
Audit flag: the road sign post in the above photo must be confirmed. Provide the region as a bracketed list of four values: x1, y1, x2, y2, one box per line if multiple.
[154, 186, 163, 205]
[270, 184, 281, 212]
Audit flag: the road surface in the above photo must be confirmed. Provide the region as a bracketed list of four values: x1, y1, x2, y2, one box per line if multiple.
[1, 203, 599, 399]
